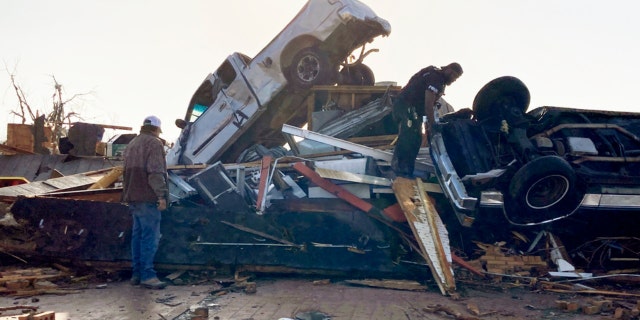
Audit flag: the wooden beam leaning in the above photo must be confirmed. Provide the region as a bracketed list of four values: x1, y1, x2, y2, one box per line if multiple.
[416, 178, 456, 292]
[392, 177, 455, 296]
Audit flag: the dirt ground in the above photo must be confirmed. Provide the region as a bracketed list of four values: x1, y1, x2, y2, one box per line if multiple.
[1, 273, 625, 320]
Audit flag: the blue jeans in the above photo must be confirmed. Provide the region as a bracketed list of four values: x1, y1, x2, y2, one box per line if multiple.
[129, 202, 161, 281]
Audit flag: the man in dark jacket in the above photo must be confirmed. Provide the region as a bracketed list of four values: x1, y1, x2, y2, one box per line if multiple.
[122, 115, 169, 289]
[391, 62, 463, 178]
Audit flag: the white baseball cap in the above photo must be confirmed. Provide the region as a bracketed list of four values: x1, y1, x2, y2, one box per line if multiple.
[143, 115, 162, 132]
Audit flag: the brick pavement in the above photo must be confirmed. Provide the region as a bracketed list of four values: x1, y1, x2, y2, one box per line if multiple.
[196, 278, 573, 320]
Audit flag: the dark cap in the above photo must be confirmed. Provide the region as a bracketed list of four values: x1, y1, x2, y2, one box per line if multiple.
[443, 62, 463, 75]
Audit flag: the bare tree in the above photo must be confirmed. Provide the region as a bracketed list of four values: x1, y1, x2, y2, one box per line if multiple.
[47, 75, 85, 151]
[8, 74, 36, 124]
[5, 70, 88, 154]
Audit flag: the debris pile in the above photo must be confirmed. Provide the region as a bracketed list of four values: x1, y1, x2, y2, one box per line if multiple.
[0, 267, 76, 297]
[470, 242, 549, 277]
[0, 5, 639, 306]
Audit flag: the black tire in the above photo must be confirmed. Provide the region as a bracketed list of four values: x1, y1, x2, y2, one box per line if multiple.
[472, 76, 530, 123]
[338, 64, 375, 86]
[503, 155, 584, 225]
[288, 47, 335, 89]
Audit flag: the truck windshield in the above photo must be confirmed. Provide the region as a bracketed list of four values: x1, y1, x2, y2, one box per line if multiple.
[192, 104, 208, 121]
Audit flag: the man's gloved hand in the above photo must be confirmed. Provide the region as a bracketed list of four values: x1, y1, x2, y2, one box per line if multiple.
[157, 198, 167, 211]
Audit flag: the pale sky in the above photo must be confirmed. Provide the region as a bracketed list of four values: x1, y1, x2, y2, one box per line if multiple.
[1, 0, 639, 145]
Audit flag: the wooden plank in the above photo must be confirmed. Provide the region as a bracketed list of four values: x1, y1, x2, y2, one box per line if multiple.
[255, 155, 272, 213]
[10, 289, 81, 297]
[344, 279, 428, 291]
[0, 273, 65, 283]
[544, 288, 640, 298]
[416, 180, 456, 288]
[43, 175, 98, 189]
[40, 188, 123, 202]
[347, 135, 397, 146]
[315, 167, 391, 186]
[17, 311, 56, 320]
[6, 124, 34, 152]
[4, 183, 57, 196]
[293, 162, 374, 213]
[167, 164, 208, 170]
[71, 122, 132, 131]
[0, 143, 34, 155]
[292, 162, 412, 237]
[392, 177, 455, 296]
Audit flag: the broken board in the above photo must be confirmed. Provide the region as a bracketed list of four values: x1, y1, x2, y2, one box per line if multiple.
[392, 177, 455, 295]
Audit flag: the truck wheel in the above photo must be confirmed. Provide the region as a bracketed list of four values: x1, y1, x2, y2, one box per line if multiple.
[503, 155, 584, 225]
[338, 64, 375, 86]
[289, 48, 335, 89]
[472, 76, 530, 123]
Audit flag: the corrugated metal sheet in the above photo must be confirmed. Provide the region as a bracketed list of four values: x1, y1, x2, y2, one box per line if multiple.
[0, 170, 110, 199]
[0, 155, 122, 181]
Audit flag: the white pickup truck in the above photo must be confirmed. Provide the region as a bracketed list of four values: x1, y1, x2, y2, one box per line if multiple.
[166, 0, 390, 165]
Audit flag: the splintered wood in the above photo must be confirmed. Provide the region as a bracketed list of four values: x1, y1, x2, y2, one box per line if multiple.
[392, 177, 455, 296]
[0, 267, 74, 297]
[469, 243, 549, 276]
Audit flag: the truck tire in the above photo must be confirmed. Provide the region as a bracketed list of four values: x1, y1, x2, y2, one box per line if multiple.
[472, 76, 530, 123]
[338, 64, 375, 86]
[289, 47, 335, 89]
[503, 155, 584, 225]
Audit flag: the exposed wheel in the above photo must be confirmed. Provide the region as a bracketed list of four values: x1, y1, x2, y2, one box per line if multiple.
[472, 76, 530, 123]
[338, 64, 375, 86]
[503, 155, 584, 225]
[288, 47, 335, 89]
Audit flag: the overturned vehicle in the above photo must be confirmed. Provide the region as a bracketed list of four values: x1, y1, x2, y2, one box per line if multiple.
[166, 0, 391, 166]
[430, 76, 640, 229]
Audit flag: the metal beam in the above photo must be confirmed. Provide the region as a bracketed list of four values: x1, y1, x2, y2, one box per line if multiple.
[282, 124, 433, 173]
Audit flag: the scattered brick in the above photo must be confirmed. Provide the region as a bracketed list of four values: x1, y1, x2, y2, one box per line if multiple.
[17, 311, 55, 320]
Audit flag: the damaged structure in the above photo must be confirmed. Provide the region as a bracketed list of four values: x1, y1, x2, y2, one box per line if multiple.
[2, 0, 640, 302]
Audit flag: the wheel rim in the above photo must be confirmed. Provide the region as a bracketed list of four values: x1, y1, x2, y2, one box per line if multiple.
[295, 54, 320, 83]
[525, 174, 570, 209]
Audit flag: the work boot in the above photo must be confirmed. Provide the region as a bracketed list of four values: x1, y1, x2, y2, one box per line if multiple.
[141, 277, 167, 290]
[129, 275, 140, 286]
